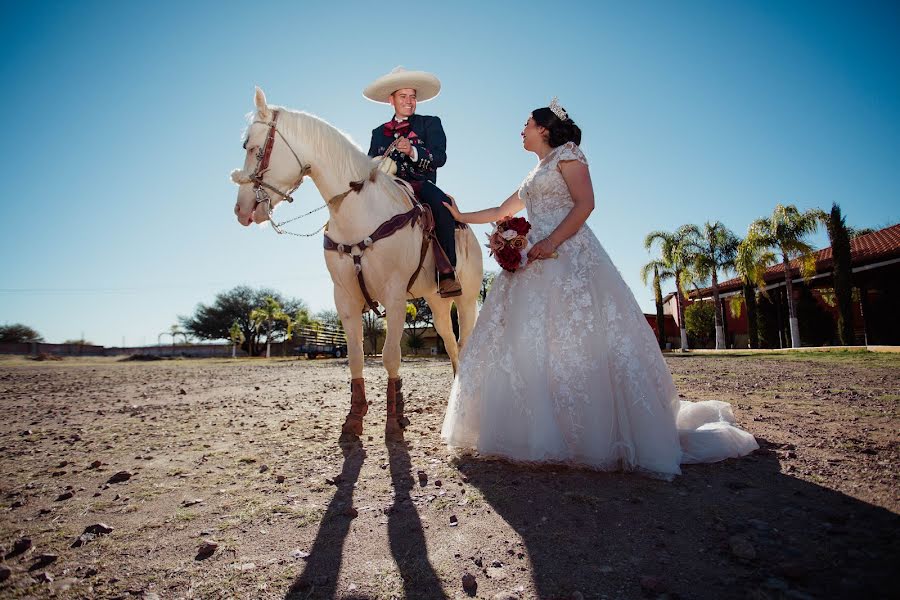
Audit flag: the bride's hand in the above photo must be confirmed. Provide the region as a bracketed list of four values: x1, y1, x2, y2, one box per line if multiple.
[527, 238, 559, 263]
[442, 196, 463, 221]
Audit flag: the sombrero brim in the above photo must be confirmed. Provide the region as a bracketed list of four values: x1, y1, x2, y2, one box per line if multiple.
[363, 70, 441, 104]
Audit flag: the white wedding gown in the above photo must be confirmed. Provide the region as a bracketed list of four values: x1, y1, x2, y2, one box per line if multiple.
[441, 142, 758, 478]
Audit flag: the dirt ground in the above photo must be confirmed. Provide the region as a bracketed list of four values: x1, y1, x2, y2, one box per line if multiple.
[0, 351, 897, 600]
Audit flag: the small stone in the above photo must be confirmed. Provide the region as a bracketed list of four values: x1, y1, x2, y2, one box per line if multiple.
[196, 541, 218, 560]
[182, 498, 204, 507]
[462, 572, 477, 596]
[88, 460, 102, 469]
[571, 592, 584, 600]
[417, 471, 428, 486]
[449, 515, 458, 527]
[434, 479, 442, 487]
[640, 575, 665, 593]
[291, 549, 310, 560]
[107, 471, 132, 484]
[240, 562, 255, 571]
[35, 571, 54, 583]
[259, 465, 269, 473]
[343, 507, 358, 518]
[728, 535, 756, 560]
[8, 537, 33, 557]
[276, 475, 286, 483]
[0, 565, 11, 582]
[30, 553, 59, 571]
[143, 593, 162, 600]
[83, 523, 114, 536]
[492, 593, 519, 600]
[179, 388, 187, 395]
[56, 491, 75, 501]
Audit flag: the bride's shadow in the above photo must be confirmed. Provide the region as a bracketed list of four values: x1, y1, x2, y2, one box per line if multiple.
[457, 439, 899, 599]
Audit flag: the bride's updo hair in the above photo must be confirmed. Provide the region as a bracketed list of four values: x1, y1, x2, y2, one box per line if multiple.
[532, 106, 582, 147]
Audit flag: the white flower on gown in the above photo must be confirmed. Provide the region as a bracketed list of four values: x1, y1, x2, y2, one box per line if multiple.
[440, 142, 758, 479]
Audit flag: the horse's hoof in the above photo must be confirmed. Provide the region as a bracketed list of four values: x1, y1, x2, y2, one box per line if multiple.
[339, 432, 360, 444]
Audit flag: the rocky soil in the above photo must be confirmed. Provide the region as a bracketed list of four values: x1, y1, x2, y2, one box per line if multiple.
[0, 351, 897, 599]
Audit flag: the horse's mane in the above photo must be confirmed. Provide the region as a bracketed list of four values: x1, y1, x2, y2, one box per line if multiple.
[271, 108, 412, 211]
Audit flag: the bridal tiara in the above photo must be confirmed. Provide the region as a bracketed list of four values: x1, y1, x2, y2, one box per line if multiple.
[549, 97, 568, 122]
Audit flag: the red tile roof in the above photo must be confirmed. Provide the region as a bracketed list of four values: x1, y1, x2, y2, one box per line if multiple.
[688, 223, 900, 298]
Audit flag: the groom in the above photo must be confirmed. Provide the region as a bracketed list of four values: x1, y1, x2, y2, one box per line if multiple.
[364, 67, 462, 298]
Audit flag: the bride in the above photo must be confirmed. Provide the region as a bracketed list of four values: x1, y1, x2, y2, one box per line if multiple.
[440, 99, 758, 478]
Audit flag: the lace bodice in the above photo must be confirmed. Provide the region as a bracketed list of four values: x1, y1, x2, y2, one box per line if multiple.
[518, 141, 589, 238]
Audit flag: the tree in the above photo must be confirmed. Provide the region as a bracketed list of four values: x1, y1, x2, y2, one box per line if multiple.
[750, 204, 823, 348]
[314, 309, 344, 333]
[250, 296, 291, 358]
[685, 302, 716, 348]
[180, 286, 308, 356]
[362, 310, 384, 356]
[640, 261, 673, 349]
[644, 226, 696, 350]
[404, 298, 433, 354]
[0, 324, 43, 343]
[823, 203, 854, 345]
[480, 271, 497, 304]
[229, 321, 245, 358]
[732, 233, 776, 349]
[684, 222, 739, 349]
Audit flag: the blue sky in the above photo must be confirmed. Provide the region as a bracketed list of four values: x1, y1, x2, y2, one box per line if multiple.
[1, 1, 898, 346]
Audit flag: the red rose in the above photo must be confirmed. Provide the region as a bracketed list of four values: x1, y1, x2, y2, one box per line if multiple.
[496, 245, 522, 272]
[504, 217, 531, 236]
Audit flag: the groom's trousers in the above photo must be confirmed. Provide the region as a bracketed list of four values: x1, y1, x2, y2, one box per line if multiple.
[414, 181, 457, 271]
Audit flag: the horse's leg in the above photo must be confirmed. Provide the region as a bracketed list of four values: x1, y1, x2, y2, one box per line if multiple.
[337, 298, 367, 443]
[456, 294, 478, 352]
[382, 295, 409, 437]
[431, 299, 460, 375]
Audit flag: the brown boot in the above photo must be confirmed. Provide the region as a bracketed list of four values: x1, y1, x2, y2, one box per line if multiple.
[340, 378, 368, 442]
[385, 377, 410, 437]
[438, 277, 462, 298]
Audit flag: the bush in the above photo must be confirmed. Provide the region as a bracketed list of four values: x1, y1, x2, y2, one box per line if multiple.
[685, 302, 716, 348]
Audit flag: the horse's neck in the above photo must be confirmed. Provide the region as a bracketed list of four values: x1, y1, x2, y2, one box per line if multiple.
[316, 177, 404, 243]
[283, 112, 403, 243]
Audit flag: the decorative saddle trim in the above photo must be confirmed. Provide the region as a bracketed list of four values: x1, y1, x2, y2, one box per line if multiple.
[323, 178, 456, 316]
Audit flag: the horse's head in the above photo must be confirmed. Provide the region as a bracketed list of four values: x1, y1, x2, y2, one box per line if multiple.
[231, 87, 310, 226]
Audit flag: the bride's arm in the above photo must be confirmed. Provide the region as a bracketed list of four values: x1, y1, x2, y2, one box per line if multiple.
[443, 191, 525, 225]
[527, 161, 594, 260]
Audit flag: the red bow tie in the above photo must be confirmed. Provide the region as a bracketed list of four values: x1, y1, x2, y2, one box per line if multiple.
[383, 119, 411, 137]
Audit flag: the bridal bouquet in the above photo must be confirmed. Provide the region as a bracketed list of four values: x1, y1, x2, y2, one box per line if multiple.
[485, 217, 533, 272]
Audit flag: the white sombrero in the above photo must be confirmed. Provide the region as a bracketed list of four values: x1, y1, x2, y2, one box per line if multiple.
[363, 66, 441, 104]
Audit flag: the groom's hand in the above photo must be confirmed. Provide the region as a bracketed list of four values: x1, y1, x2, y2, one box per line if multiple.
[395, 136, 413, 156]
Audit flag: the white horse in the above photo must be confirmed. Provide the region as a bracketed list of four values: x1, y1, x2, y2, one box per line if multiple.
[232, 88, 482, 441]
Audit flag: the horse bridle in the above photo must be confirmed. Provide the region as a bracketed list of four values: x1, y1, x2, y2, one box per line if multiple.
[245, 110, 311, 224]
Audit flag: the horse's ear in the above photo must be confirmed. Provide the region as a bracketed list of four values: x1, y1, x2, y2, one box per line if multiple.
[254, 87, 269, 119]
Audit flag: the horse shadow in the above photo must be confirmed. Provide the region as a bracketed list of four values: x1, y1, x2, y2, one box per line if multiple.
[284, 437, 445, 600]
[385, 438, 446, 598]
[455, 438, 899, 599]
[286, 442, 366, 599]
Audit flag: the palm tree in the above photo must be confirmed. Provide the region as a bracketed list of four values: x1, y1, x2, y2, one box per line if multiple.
[250, 296, 289, 358]
[823, 203, 854, 345]
[750, 204, 823, 348]
[640, 261, 674, 349]
[645, 226, 696, 351]
[228, 320, 245, 358]
[683, 222, 739, 349]
[732, 232, 776, 348]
